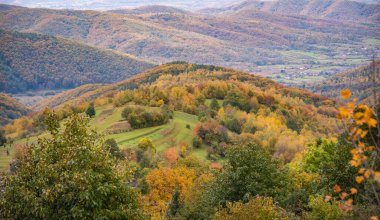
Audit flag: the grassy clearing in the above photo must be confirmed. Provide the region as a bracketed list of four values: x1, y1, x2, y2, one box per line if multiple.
[0, 105, 204, 171]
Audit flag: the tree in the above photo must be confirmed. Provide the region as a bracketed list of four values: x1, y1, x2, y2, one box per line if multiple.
[85, 104, 96, 117]
[136, 138, 156, 168]
[210, 98, 220, 111]
[144, 167, 196, 218]
[211, 143, 287, 206]
[0, 129, 6, 147]
[0, 114, 143, 219]
[214, 196, 289, 220]
[104, 138, 125, 160]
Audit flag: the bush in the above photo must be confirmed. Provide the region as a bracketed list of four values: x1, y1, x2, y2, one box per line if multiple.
[121, 106, 170, 129]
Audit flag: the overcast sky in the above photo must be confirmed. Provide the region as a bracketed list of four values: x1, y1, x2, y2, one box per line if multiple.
[0, 0, 248, 10]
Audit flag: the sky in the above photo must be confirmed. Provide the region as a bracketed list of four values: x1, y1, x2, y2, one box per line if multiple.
[0, 0, 247, 10]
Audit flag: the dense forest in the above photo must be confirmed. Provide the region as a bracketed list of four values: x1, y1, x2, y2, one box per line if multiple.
[2, 63, 379, 219]
[0, 29, 154, 93]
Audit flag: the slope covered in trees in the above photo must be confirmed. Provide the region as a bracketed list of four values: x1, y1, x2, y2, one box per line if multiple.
[309, 60, 380, 103]
[0, 93, 30, 126]
[0, 29, 154, 93]
[2, 62, 380, 218]
[201, 0, 380, 22]
[0, 4, 377, 78]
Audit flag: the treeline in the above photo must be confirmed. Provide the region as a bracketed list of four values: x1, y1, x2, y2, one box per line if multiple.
[0, 29, 154, 93]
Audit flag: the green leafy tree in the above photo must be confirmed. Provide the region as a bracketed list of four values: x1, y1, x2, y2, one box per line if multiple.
[210, 98, 220, 111]
[211, 143, 287, 205]
[0, 129, 6, 146]
[167, 187, 181, 219]
[85, 105, 96, 117]
[303, 138, 359, 194]
[104, 138, 125, 160]
[0, 114, 143, 219]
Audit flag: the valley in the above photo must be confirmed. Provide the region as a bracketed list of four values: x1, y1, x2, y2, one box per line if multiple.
[0, 1, 379, 219]
[0, 1, 378, 92]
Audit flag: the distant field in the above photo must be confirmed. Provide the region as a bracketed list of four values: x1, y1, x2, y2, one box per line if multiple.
[0, 105, 202, 171]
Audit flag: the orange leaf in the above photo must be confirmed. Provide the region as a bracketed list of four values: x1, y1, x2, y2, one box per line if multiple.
[350, 188, 357, 194]
[333, 184, 341, 193]
[341, 89, 352, 100]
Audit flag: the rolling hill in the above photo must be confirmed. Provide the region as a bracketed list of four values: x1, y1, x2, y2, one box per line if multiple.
[0, 29, 154, 93]
[34, 62, 333, 111]
[0, 3, 377, 82]
[6, 62, 339, 167]
[309, 60, 380, 103]
[0, 93, 30, 126]
[201, 0, 380, 22]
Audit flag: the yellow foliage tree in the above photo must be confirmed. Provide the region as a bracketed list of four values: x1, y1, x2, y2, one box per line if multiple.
[144, 167, 197, 219]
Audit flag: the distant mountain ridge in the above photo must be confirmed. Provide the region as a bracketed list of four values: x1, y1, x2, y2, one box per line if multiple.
[201, 0, 380, 22]
[0, 4, 377, 77]
[0, 29, 154, 93]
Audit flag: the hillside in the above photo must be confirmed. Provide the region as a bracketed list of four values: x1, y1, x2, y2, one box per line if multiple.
[34, 62, 287, 110]
[0, 93, 30, 126]
[0, 29, 154, 93]
[109, 5, 189, 15]
[202, 0, 380, 22]
[9, 62, 338, 163]
[0, 4, 377, 84]
[309, 60, 380, 103]
[4, 62, 379, 219]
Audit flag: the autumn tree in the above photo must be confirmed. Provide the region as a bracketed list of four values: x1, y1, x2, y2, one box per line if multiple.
[0, 114, 143, 219]
[144, 167, 196, 218]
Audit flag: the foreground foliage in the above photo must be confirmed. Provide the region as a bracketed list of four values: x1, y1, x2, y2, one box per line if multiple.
[0, 114, 143, 219]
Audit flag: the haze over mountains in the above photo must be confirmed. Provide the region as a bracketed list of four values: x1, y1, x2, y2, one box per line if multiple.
[0, 0, 378, 92]
[201, 0, 380, 22]
[2, 0, 379, 10]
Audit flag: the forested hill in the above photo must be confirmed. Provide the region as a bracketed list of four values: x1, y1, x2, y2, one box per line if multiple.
[309, 60, 380, 103]
[0, 4, 376, 76]
[0, 93, 30, 126]
[201, 0, 380, 22]
[35, 62, 334, 111]
[0, 30, 154, 93]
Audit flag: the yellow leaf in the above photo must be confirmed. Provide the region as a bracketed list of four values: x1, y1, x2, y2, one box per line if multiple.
[341, 89, 352, 99]
[349, 160, 359, 167]
[356, 176, 364, 184]
[364, 170, 372, 179]
[338, 107, 350, 118]
[368, 118, 377, 128]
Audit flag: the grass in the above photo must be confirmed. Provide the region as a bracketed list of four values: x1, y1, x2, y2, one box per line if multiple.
[0, 104, 204, 171]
